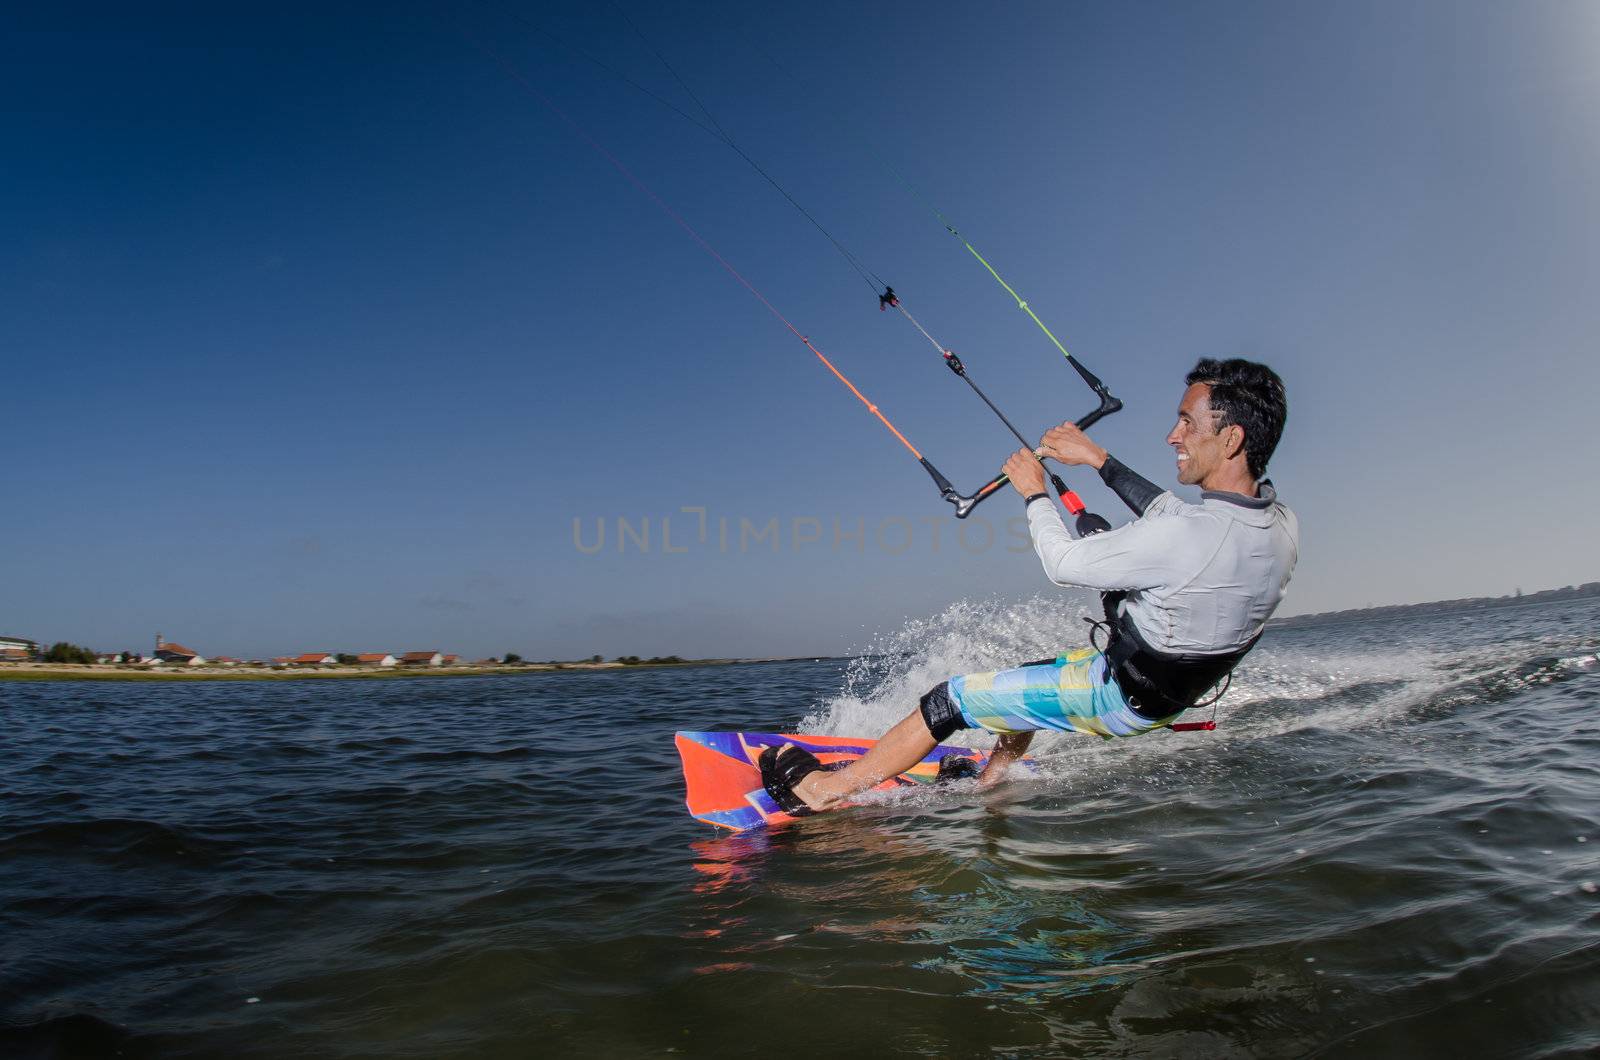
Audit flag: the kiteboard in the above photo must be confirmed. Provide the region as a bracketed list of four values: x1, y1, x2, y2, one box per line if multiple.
[675, 730, 1029, 832]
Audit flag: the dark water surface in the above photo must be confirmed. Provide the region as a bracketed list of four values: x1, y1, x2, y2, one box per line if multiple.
[3, 597, 1598, 1057]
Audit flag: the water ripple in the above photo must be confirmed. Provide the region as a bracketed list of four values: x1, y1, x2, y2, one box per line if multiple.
[2, 598, 1599, 1056]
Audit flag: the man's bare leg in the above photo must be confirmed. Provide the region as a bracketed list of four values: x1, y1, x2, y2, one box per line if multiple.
[789, 709, 937, 810]
[788, 714, 1037, 811]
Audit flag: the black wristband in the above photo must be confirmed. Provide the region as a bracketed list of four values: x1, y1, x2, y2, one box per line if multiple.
[1023, 492, 1050, 506]
[1098, 454, 1163, 515]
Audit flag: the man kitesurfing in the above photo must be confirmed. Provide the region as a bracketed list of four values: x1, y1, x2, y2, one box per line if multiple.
[760, 358, 1299, 816]
[478, 6, 1302, 827]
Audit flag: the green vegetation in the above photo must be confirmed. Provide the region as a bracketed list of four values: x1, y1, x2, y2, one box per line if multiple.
[336, 653, 359, 665]
[43, 642, 96, 664]
[614, 655, 686, 666]
[503, 652, 523, 664]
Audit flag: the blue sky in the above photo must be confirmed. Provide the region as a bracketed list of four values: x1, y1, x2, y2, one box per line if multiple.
[4, 1, 1597, 660]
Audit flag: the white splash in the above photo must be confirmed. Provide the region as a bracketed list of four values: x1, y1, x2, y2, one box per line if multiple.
[796, 593, 1458, 755]
[798, 593, 1104, 743]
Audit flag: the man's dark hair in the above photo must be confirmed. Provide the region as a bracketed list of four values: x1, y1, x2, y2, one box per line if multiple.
[1185, 358, 1287, 481]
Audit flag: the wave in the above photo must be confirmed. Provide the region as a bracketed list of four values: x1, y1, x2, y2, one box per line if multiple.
[400, 746, 533, 764]
[0, 818, 225, 868]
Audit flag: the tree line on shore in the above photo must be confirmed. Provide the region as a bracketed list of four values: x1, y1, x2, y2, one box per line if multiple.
[41, 643, 97, 664]
[23, 644, 689, 667]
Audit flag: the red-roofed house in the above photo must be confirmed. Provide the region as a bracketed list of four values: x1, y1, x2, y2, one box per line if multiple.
[399, 651, 443, 667]
[441, 654, 459, 667]
[1, 636, 36, 662]
[154, 635, 204, 666]
[293, 653, 336, 666]
[356, 653, 398, 668]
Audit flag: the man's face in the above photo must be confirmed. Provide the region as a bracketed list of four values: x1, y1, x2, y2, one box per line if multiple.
[1167, 383, 1229, 486]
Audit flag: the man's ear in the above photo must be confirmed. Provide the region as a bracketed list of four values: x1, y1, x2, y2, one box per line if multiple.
[1225, 424, 1247, 461]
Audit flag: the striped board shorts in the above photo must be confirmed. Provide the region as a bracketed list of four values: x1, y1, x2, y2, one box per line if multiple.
[947, 647, 1178, 739]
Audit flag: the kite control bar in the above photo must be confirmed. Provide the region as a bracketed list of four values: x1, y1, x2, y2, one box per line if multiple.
[942, 384, 1124, 527]
[875, 285, 1125, 527]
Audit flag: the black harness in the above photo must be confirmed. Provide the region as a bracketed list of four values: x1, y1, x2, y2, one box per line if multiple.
[1096, 591, 1258, 720]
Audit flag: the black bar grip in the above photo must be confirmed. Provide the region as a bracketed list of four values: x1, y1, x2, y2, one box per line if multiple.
[943, 472, 1008, 519]
[1074, 394, 1123, 432]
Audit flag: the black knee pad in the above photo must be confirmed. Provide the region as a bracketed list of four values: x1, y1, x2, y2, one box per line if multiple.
[919, 681, 965, 741]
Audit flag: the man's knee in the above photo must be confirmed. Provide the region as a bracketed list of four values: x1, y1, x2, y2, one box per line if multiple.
[919, 681, 965, 741]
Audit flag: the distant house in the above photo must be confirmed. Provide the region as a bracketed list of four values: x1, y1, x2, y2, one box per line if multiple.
[293, 653, 336, 667]
[441, 654, 459, 667]
[1, 635, 37, 662]
[95, 651, 127, 665]
[156, 644, 204, 666]
[356, 653, 398, 668]
[399, 651, 443, 667]
[211, 657, 240, 667]
[154, 636, 205, 666]
[271, 656, 294, 667]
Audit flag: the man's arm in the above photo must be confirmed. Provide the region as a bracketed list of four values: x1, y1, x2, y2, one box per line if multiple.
[1004, 427, 1186, 592]
[1037, 422, 1164, 516]
[1024, 498, 1185, 592]
[979, 731, 1033, 787]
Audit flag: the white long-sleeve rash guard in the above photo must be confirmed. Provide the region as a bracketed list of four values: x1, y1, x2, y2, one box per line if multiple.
[1025, 481, 1300, 656]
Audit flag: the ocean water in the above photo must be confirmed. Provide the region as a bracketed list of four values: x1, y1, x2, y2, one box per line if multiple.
[2, 595, 1597, 1058]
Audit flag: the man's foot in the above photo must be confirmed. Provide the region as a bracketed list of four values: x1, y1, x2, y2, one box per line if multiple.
[759, 744, 836, 815]
[935, 755, 981, 783]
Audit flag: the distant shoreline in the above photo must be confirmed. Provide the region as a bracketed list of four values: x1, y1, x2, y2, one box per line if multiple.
[1271, 581, 1599, 631]
[0, 659, 756, 683]
[5, 580, 1594, 683]
[6, 580, 1596, 681]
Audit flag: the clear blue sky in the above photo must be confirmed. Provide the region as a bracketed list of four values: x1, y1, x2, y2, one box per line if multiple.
[4, 1, 1597, 660]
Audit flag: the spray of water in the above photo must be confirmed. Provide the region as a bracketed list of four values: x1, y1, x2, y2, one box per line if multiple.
[799, 593, 1099, 741]
[797, 594, 1497, 754]
[783, 593, 1599, 815]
